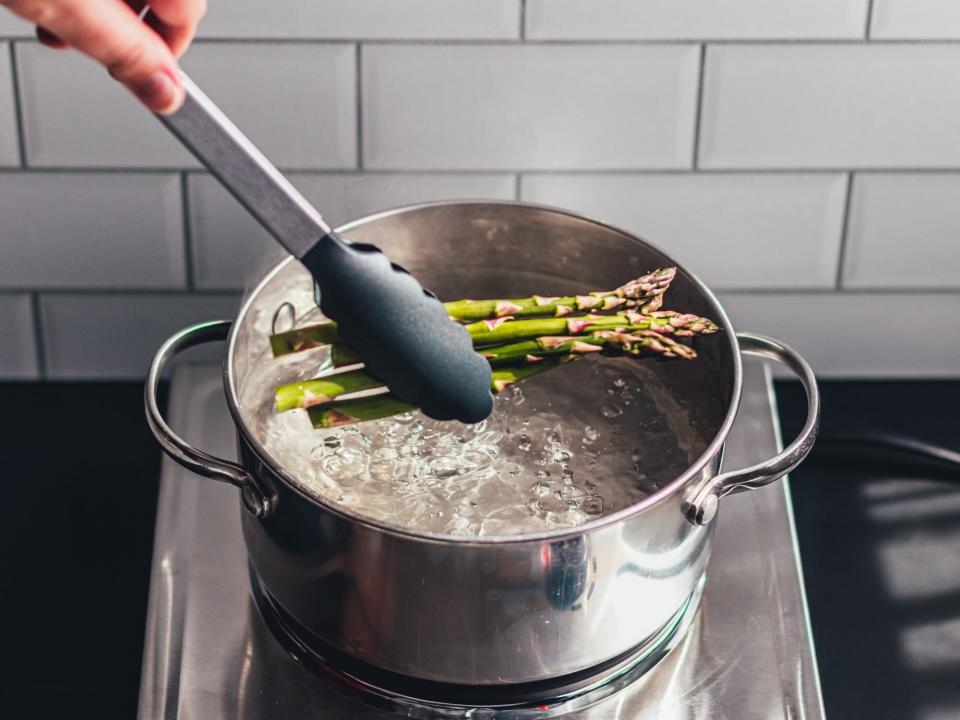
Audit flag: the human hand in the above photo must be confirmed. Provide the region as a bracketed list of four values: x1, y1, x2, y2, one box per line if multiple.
[1, 0, 206, 114]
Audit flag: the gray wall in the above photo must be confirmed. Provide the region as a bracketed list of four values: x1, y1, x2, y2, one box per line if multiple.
[1, 0, 959, 380]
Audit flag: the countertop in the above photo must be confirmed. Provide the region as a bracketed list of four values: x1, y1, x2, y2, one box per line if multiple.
[1, 379, 959, 719]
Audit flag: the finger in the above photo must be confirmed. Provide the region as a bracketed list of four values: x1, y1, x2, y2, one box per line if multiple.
[36, 25, 68, 49]
[145, 0, 206, 57]
[15, 0, 185, 113]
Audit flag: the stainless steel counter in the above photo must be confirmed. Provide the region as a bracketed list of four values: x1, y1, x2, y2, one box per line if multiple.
[138, 362, 823, 719]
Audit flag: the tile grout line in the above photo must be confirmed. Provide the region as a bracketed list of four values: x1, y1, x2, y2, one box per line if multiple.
[835, 172, 855, 289]
[180, 172, 196, 290]
[7, 166, 950, 176]
[0, 288, 243, 297]
[8, 41, 28, 168]
[7, 35, 960, 46]
[1, 286, 957, 298]
[691, 43, 707, 170]
[355, 43, 364, 170]
[514, 173, 522, 200]
[30, 292, 47, 379]
[865, 0, 876, 40]
[520, 0, 527, 40]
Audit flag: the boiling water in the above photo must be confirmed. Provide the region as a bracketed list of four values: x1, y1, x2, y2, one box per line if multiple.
[254, 349, 699, 536]
[236, 277, 703, 537]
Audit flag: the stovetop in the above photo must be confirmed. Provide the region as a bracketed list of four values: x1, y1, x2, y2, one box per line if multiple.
[137, 362, 824, 719]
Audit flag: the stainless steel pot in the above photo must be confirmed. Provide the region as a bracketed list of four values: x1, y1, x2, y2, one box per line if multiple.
[145, 201, 819, 698]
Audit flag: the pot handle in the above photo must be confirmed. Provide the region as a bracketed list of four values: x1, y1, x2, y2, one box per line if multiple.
[683, 333, 820, 526]
[145, 320, 276, 518]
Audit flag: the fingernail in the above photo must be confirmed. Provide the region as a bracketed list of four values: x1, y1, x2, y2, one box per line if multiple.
[132, 72, 182, 115]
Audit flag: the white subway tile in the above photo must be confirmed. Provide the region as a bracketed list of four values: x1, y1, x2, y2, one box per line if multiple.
[0, 43, 20, 166]
[189, 172, 516, 289]
[522, 173, 846, 290]
[183, 43, 356, 170]
[16, 43, 193, 168]
[0, 172, 186, 288]
[527, 0, 868, 40]
[871, 0, 960, 39]
[0, 294, 38, 379]
[41, 294, 239, 379]
[363, 44, 699, 170]
[700, 45, 960, 169]
[718, 293, 960, 377]
[200, 0, 519, 39]
[17, 42, 355, 169]
[0, 12, 32, 36]
[844, 174, 960, 289]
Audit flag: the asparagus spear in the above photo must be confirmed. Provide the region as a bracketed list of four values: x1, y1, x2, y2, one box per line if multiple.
[464, 310, 717, 347]
[305, 362, 561, 428]
[275, 371, 385, 412]
[322, 310, 715, 368]
[443, 267, 676, 322]
[274, 310, 717, 359]
[269, 268, 679, 356]
[481, 328, 697, 366]
[278, 327, 696, 413]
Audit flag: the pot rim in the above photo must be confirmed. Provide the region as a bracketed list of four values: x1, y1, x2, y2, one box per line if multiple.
[224, 199, 743, 545]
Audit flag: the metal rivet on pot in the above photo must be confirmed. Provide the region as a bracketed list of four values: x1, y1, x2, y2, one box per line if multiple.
[696, 494, 719, 525]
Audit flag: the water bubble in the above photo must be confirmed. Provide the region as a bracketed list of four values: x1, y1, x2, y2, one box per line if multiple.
[447, 515, 472, 533]
[582, 496, 604, 515]
[535, 470, 551, 480]
[369, 457, 403, 483]
[530, 481, 551, 497]
[432, 456, 467, 479]
[582, 426, 598, 445]
[601, 405, 624, 418]
[613, 378, 627, 389]
[561, 485, 587, 502]
[517, 434, 532, 451]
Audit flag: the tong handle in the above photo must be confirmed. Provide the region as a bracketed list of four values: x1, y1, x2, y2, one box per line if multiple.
[157, 72, 330, 258]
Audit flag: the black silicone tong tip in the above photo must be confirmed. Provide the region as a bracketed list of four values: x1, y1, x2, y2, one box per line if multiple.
[300, 232, 494, 424]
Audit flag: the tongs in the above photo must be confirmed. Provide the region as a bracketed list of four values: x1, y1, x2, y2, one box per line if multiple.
[155, 74, 493, 423]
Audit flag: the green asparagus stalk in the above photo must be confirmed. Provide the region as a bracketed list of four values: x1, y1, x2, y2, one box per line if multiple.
[443, 267, 676, 322]
[305, 362, 561, 428]
[278, 326, 696, 413]
[481, 328, 697, 366]
[275, 371, 385, 412]
[275, 310, 717, 360]
[268, 268, 680, 357]
[464, 310, 717, 347]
